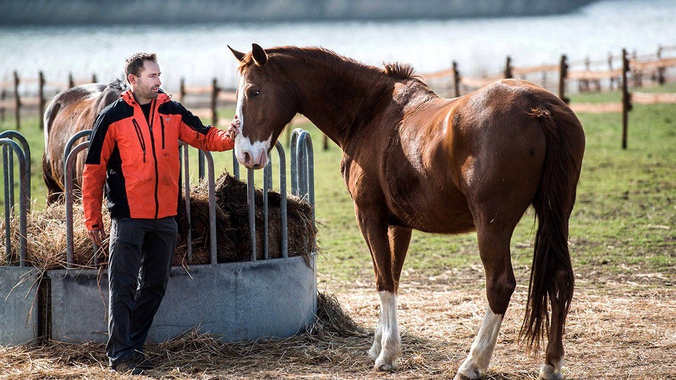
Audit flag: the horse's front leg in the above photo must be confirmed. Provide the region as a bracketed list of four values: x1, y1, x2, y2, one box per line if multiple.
[368, 291, 399, 371]
[357, 212, 411, 371]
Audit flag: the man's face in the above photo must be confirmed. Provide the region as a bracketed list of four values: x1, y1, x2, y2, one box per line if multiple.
[129, 60, 161, 104]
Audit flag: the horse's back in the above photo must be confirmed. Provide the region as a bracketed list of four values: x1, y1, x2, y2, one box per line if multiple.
[457, 79, 584, 169]
[43, 81, 124, 203]
[44, 83, 108, 143]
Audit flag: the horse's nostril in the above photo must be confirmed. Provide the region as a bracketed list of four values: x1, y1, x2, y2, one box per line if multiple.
[243, 151, 251, 165]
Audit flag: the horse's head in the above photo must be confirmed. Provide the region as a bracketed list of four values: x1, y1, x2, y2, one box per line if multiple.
[229, 44, 300, 169]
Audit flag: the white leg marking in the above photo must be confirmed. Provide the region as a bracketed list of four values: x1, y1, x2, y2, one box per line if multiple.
[539, 360, 563, 380]
[372, 291, 400, 371]
[456, 307, 504, 379]
[368, 313, 383, 360]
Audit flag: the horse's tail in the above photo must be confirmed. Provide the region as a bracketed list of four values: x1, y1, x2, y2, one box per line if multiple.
[42, 97, 64, 204]
[519, 105, 583, 352]
[43, 97, 60, 151]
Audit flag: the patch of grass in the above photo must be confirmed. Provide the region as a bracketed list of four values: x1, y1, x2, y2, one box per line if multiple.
[0, 114, 49, 211]
[568, 102, 675, 277]
[568, 82, 676, 104]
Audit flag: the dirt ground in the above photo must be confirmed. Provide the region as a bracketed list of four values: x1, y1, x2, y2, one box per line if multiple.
[1, 263, 674, 380]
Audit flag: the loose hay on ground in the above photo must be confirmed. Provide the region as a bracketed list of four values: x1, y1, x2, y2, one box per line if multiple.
[1, 274, 673, 379]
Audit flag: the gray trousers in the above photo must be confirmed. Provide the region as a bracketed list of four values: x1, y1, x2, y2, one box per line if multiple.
[106, 217, 178, 366]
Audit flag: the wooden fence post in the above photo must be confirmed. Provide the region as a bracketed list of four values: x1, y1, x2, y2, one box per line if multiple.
[542, 70, 548, 90]
[656, 45, 665, 85]
[39, 71, 45, 130]
[504, 56, 513, 79]
[0, 88, 5, 122]
[179, 77, 185, 103]
[608, 53, 615, 91]
[452, 61, 461, 97]
[92, 73, 97, 83]
[631, 50, 642, 88]
[13, 71, 21, 130]
[211, 78, 219, 126]
[68, 73, 75, 88]
[558, 55, 569, 104]
[621, 48, 632, 150]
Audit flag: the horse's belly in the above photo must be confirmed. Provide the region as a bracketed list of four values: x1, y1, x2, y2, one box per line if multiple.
[388, 187, 475, 234]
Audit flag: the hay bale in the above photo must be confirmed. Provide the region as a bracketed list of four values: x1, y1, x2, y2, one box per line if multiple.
[174, 173, 316, 265]
[1, 174, 316, 271]
[0, 202, 109, 270]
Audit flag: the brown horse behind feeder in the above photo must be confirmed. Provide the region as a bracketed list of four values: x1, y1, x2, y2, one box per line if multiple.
[229, 44, 585, 379]
[42, 79, 126, 204]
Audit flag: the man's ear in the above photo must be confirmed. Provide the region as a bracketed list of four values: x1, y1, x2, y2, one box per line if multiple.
[252, 43, 268, 66]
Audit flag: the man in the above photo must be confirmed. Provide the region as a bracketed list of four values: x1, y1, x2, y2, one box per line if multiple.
[82, 52, 239, 375]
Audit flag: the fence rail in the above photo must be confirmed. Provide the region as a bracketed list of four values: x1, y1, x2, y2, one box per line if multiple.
[418, 44, 676, 98]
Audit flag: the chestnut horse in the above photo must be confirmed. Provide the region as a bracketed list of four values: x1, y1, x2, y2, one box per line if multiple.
[42, 79, 126, 204]
[229, 44, 585, 379]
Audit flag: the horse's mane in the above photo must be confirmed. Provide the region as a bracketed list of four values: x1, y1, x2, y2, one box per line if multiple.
[383, 62, 417, 80]
[245, 46, 420, 81]
[107, 78, 128, 92]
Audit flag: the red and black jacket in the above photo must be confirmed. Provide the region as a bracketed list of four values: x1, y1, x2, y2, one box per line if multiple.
[83, 89, 234, 230]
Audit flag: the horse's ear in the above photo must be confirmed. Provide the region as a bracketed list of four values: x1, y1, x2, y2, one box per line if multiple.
[251, 43, 268, 66]
[228, 45, 245, 62]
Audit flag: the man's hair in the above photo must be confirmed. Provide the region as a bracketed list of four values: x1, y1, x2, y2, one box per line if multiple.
[124, 52, 158, 77]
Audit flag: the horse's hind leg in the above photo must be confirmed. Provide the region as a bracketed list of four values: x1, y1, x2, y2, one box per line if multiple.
[455, 225, 516, 380]
[42, 153, 64, 204]
[540, 270, 569, 380]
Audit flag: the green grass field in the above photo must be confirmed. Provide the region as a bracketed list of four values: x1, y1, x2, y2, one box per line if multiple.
[0, 89, 674, 287]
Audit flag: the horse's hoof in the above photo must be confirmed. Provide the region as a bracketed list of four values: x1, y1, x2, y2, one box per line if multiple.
[539, 364, 563, 380]
[453, 373, 474, 380]
[374, 358, 398, 372]
[374, 363, 395, 372]
[455, 361, 482, 379]
[454, 369, 480, 380]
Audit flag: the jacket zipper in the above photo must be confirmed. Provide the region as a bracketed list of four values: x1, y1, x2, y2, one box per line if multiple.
[132, 119, 146, 163]
[160, 116, 166, 149]
[148, 99, 160, 219]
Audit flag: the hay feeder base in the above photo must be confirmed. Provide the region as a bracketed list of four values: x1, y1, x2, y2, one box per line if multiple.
[0, 267, 39, 345]
[40, 254, 316, 344]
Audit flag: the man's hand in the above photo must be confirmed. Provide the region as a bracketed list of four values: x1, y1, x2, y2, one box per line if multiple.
[226, 115, 240, 139]
[88, 228, 107, 248]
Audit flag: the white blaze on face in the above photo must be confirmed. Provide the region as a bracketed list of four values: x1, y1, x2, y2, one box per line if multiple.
[234, 75, 273, 169]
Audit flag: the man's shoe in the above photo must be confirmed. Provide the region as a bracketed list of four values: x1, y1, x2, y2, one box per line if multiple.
[110, 358, 145, 375]
[133, 352, 154, 370]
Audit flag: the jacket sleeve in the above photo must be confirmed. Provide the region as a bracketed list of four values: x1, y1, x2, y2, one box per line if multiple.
[176, 103, 235, 151]
[82, 111, 115, 231]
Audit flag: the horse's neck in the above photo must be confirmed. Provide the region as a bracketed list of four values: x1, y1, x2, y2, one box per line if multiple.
[295, 62, 394, 148]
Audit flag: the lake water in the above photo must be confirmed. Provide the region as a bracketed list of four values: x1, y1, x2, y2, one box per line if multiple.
[1, 0, 675, 91]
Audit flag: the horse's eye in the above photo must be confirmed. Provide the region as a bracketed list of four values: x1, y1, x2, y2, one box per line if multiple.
[248, 89, 260, 98]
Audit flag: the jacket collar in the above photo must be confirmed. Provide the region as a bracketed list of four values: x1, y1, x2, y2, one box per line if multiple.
[121, 88, 170, 107]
